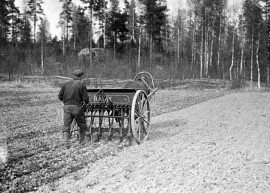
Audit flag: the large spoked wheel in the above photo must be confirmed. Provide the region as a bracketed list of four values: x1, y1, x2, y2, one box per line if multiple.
[131, 90, 150, 144]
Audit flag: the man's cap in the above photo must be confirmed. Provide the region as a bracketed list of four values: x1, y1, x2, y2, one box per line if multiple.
[73, 69, 84, 77]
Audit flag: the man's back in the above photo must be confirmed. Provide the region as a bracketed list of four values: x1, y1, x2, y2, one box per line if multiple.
[58, 79, 89, 106]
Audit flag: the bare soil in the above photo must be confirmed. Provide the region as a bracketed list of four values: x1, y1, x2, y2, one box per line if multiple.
[1, 82, 228, 192]
[1, 80, 270, 193]
[37, 92, 270, 193]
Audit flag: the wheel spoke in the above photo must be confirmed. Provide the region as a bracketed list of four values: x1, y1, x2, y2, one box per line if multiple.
[137, 100, 142, 112]
[142, 119, 149, 125]
[141, 123, 147, 134]
[135, 109, 140, 116]
[138, 122, 141, 139]
[135, 116, 140, 124]
[141, 98, 146, 107]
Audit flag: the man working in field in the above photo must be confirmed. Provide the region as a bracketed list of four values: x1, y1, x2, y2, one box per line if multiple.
[58, 69, 89, 148]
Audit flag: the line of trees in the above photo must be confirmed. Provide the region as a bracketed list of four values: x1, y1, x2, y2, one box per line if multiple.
[0, 0, 269, 85]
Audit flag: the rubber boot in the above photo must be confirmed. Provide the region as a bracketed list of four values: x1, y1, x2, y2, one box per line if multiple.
[85, 131, 90, 142]
[79, 129, 86, 144]
[63, 132, 70, 149]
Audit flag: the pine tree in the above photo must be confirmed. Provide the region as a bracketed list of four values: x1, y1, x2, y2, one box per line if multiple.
[171, 8, 185, 78]
[8, 0, 21, 45]
[80, 0, 104, 66]
[26, 0, 44, 44]
[76, 7, 89, 49]
[243, 0, 263, 82]
[139, 0, 167, 52]
[106, 0, 129, 58]
[71, 5, 79, 51]
[138, 0, 167, 69]
[260, 0, 270, 84]
[20, 14, 32, 47]
[93, 0, 108, 48]
[59, 0, 74, 55]
[125, 0, 137, 42]
[0, 0, 12, 47]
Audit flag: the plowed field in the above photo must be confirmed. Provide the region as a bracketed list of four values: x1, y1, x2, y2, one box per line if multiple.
[1, 82, 269, 192]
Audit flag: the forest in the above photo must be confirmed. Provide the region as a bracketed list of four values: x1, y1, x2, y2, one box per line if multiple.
[0, 0, 269, 86]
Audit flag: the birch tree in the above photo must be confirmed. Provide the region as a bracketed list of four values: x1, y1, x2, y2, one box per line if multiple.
[226, 1, 241, 80]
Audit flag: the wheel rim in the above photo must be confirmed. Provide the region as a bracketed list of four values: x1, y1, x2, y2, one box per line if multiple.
[131, 90, 150, 144]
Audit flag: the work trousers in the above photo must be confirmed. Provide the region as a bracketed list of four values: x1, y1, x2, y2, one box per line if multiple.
[62, 105, 87, 133]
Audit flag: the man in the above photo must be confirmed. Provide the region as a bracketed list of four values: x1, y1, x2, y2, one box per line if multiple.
[58, 69, 89, 148]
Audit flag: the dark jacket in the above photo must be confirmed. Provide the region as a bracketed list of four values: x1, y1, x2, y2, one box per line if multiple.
[58, 78, 89, 106]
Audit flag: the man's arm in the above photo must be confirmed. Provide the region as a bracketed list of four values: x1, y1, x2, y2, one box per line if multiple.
[82, 83, 89, 104]
[58, 85, 65, 101]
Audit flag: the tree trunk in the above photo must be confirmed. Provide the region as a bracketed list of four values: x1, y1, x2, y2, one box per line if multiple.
[89, 4, 93, 67]
[73, 21, 76, 51]
[34, 17, 36, 44]
[132, 8, 135, 41]
[209, 29, 214, 76]
[256, 38, 260, 88]
[8, 58, 11, 81]
[200, 25, 203, 79]
[221, 14, 227, 80]
[217, 23, 221, 78]
[191, 14, 197, 79]
[177, 28, 180, 69]
[240, 43, 244, 76]
[205, 29, 209, 77]
[62, 24, 65, 56]
[243, 56, 246, 79]
[28, 47, 32, 75]
[73, 30, 76, 51]
[41, 33, 44, 74]
[138, 26, 141, 68]
[191, 27, 195, 78]
[149, 33, 153, 69]
[114, 31, 116, 60]
[104, 0, 106, 49]
[202, 9, 206, 78]
[229, 31, 235, 81]
[11, 12, 15, 44]
[250, 28, 254, 82]
[267, 65, 269, 85]
[66, 18, 69, 44]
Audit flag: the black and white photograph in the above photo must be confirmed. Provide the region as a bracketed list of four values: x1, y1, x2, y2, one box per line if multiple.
[0, 0, 269, 192]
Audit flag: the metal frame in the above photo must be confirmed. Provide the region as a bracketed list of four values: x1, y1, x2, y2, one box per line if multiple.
[71, 71, 159, 144]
